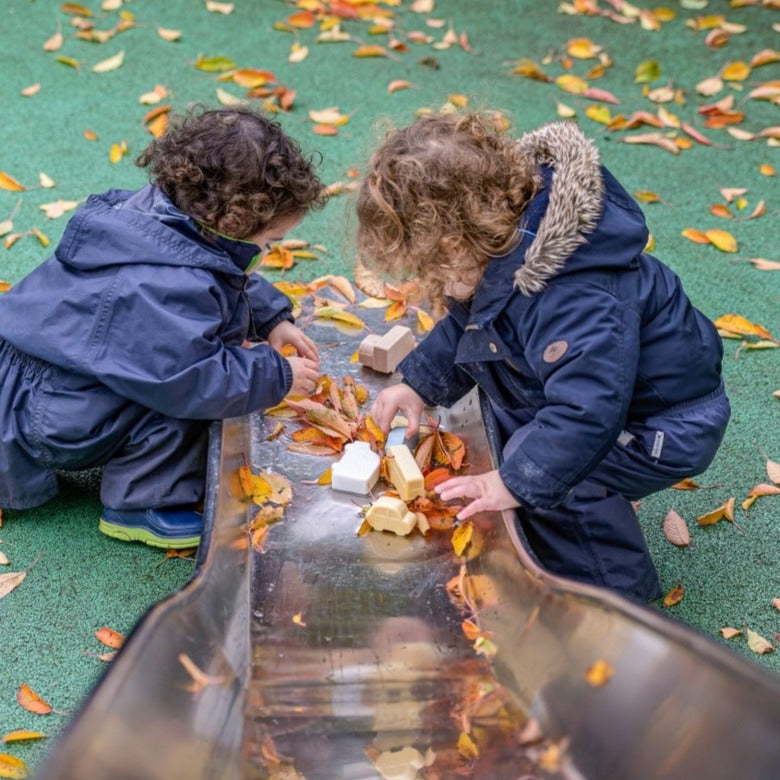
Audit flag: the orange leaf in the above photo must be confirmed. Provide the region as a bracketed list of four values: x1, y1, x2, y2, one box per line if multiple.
[232, 68, 276, 88]
[286, 10, 315, 28]
[584, 659, 613, 686]
[312, 123, 339, 136]
[261, 245, 295, 269]
[384, 299, 407, 321]
[17, 684, 52, 715]
[713, 314, 773, 341]
[424, 468, 452, 491]
[719, 627, 742, 639]
[178, 653, 226, 695]
[94, 626, 125, 650]
[709, 204, 733, 219]
[0, 172, 25, 192]
[662, 583, 685, 607]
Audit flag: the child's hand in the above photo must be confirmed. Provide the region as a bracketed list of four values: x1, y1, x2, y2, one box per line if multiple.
[268, 320, 319, 364]
[370, 383, 425, 436]
[286, 356, 319, 397]
[435, 470, 520, 520]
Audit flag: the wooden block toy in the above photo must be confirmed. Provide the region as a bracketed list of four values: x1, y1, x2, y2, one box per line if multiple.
[385, 444, 425, 501]
[358, 325, 416, 374]
[365, 495, 417, 536]
[331, 441, 380, 495]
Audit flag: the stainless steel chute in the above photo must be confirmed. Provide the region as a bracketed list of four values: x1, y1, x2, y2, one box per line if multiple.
[38, 315, 780, 779]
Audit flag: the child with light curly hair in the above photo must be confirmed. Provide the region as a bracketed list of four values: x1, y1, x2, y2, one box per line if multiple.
[0, 107, 324, 548]
[360, 112, 730, 602]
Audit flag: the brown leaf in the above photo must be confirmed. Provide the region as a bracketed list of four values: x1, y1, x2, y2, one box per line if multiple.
[766, 457, 780, 484]
[662, 509, 690, 546]
[662, 583, 685, 607]
[0, 570, 26, 599]
[719, 627, 742, 639]
[17, 684, 52, 715]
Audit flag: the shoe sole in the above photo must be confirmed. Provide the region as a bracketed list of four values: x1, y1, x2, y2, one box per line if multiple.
[99, 519, 200, 550]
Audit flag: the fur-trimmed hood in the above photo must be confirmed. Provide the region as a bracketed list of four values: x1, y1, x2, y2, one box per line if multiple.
[513, 122, 649, 295]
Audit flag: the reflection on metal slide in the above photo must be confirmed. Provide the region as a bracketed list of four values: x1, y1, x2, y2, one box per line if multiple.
[38, 312, 780, 780]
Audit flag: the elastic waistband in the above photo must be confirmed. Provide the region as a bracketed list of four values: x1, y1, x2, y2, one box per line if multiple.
[0, 337, 52, 380]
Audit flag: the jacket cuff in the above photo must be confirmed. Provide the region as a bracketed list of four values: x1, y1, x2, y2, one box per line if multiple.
[257, 310, 294, 341]
[280, 356, 294, 396]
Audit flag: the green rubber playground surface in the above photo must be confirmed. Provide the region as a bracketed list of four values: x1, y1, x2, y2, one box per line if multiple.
[1, 0, 778, 773]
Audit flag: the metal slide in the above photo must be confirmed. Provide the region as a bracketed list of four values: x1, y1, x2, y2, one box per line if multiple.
[38, 315, 780, 780]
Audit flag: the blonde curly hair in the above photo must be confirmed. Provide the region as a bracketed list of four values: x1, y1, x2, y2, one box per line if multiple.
[356, 112, 539, 310]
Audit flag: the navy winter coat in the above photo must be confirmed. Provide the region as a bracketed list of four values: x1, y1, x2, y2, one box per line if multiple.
[0, 184, 294, 422]
[399, 122, 724, 510]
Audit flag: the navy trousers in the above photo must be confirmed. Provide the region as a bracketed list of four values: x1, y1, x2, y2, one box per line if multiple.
[491, 384, 730, 603]
[0, 339, 208, 511]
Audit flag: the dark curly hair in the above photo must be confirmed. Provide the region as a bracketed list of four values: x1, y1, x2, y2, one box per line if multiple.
[356, 112, 539, 310]
[136, 106, 324, 239]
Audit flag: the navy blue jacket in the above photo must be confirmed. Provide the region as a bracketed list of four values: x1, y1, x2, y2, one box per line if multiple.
[399, 123, 724, 509]
[0, 185, 294, 420]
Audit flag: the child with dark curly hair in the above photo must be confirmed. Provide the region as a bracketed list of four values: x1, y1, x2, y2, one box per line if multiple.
[359, 112, 730, 602]
[0, 107, 324, 548]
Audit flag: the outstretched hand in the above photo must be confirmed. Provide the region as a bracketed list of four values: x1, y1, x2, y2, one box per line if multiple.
[435, 469, 520, 521]
[267, 320, 319, 363]
[370, 383, 425, 436]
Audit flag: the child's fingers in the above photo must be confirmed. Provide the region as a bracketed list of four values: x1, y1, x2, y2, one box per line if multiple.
[434, 476, 473, 502]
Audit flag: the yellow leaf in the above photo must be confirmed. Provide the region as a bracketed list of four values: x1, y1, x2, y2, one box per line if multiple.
[585, 659, 613, 686]
[585, 104, 612, 125]
[353, 44, 388, 58]
[556, 74, 589, 95]
[416, 309, 434, 333]
[696, 505, 725, 526]
[451, 520, 473, 557]
[457, 731, 479, 761]
[0, 172, 25, 192]
[55, 56, 80, 70]
[746, 628, 774, 655]
[314, 306, 366, 330]
[705, 229, 737, 253]
[567, 37, 602, 59]
[31, 228, 49, 248]
[1, 731, 46, 744]
[721, 61, 751, 81]
[0, 753, 28, 779]
[635, 59, 661, 84]
[92, 50, 125, 73]
[759, 163, 776, 176]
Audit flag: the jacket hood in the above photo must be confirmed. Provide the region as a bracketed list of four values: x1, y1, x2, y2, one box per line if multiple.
[513, 122, 649, 295]
[54, 185, 259, 274]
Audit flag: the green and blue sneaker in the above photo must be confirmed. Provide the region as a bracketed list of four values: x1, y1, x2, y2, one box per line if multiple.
[99, 507, 202, 549]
